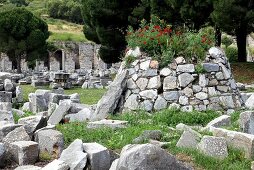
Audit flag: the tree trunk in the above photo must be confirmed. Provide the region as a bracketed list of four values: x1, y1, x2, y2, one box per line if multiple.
[215, 26, 221, 47]
[16, 55, 21, 73]
[236, 26, 247, 62]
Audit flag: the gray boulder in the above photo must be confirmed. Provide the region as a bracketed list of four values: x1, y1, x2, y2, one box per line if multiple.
[35, 129, 64, 159]
[0, 143, 5, 168]
[4, 79, 14, 92]
[204, 115, 231, 130]
[116, 144, 192, 170]
[65, 108, 92, 122]
[197, 136, 228, 159]
[178, 73, 194, 88]
[59, 139, 87, 170]
[239, 111, 254, 134]
[9, 141, 39, 165]
[47, 100, 72, 125]
[92, 69, 127, 120]
[18, 116, 47, 137]
[42, 159, 69, 170]
[176, 130, 202, 149]
[2, 126, 30, 144]
[83, 142, 111, 170]
[245, 94, 254, 109]
[0, 124, 22, 142]
[133, 130, 163, 143]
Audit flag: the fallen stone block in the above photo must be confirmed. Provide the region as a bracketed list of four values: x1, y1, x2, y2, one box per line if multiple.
[9, 141, 39, 165]
[59, 139, 87, 170]
[116, 144, 192, 170]
[42, 159, 69, 170]
[204, 115, 231, 130]
[47, 100, 72, 125]
[35, 129, 64, 159]
[197, 136, 228, 159]
[239, 111, 254, 134]
[3, 126, 30, 144]
[176, 129, 202, 149]
[0, 124, 22, 142]
[83, 142, 111, 170]
[87, 119, 128, 129]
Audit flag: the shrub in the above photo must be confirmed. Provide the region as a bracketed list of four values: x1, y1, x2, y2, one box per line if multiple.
[225, 46, 238, 62]
[124, 54, 136, 68]
[222, 35, 234, 48]
[126, 15, 215, 66]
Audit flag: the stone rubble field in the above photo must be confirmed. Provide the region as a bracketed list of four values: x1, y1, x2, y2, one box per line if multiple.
[2, 47, 254, 169]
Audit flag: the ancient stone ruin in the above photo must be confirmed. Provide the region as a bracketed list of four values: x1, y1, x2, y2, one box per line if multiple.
[117, 47, 243, 113]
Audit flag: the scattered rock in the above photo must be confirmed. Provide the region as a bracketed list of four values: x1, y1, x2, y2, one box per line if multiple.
[176, 129, 202, 149]
[87, 119, 128, 129]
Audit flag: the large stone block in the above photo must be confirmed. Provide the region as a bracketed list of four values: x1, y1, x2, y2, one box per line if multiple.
[116, 144, 192, 170]
[83, 142, 111, 170]
[9, 141, 39, 165]
[0, 124, 22, 142]
[240, 111, 254, 134]
[2, 126, 30, 144]
[176, 130, 201, 149]
[36, 129, 64, 159]
[0, 92, 12, 102]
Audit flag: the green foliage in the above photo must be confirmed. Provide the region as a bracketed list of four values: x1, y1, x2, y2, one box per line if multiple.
[81, 0, 140, 63]
[13, 111, 35, 123]
[126, 16, 215, 66]
[0, 8, 49, 73]
[222, 35, 234, 48]
[212, 0, 254, 62]
[124, 55, 136, 68]
[48, 32, 87, 42]
[47, 0, 83, 24]
[225, 46, 238, 62]
[195, 63, 206, 74]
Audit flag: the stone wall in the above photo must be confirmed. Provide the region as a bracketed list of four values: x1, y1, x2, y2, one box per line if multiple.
[120, 47, 243, 112]
[0, 53, 12, 72]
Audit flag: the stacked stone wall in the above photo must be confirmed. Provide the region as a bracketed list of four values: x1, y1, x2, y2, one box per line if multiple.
[121, 47, 243, 112]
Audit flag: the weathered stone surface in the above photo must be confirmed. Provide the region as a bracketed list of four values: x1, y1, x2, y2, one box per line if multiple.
[116, 144, 192, 170]
[3, 126, 30, 144]
[92, 70, 127, 120]
[59, 139, 87, 170]
[181, 105, 193, 112]
[36, 129, 64, 159]
[199, 74, 207, 87]
[154, 95, 167, 110]
[147, 76, 161, 89]
[176, 64, 195, 73]
[175, 57, 186, 64]
[4, 79, 14, 92]
[160, 68, 172, 76]
[139, 90, 157, 100]
[16, 86, 23, 103]
[163, 76, 177, 90]
[87, 119, 128, 129]
[245, 94, 254, 109]
[211, 127, 254, 158]
[163, 91, 179, 101]
[126, 79, 137, 89]
[193, 85, 202, 93]
[208, 87, 217, 96]
[0, 110, 14, 123]
[42, 159, 69, 170]
[219, 96, 235, 109]
[83, 142, 111, 170]
[197, 136, 228, 159]
[176, 130, 201, 149]
[18, 116, 47, 137]
[220, 64, 231, 80]
[133, 130, 163, 144]
[124, 94, 139, 110]
[140, 100, 153, 111]
[183, 87, 193, 97]
[126, 47, 141, 58]
[48, 100, 72, 125]
[239, 111, 254, 134]
[205, 115, 231, 130]
[22, 102, 31, 112]
[178, 73, 194, 88]
[0, 143, 5, 168]
[15, 165, 41, 170]
[195, 92, 208, 100]
[202, 63, 219, 72]
[176, 123, 192, 131]
[179, 96, 188, 105]
[0, 124, 22, 142]
[217, 86, 228, 92]
[65, 108, 92, 122]
[9, 141, 39, 165]
[140, 60, 150, 70]
[0, 92, 12, 102]
[29, 93, 48, 113]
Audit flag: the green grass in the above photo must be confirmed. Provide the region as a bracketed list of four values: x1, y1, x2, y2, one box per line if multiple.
[57, 109, 251, 169]
[48, 32, 87, 42]
[20, 85, 106, 105]
[64, 88, 106, 104]
[13, 111, 35, 123]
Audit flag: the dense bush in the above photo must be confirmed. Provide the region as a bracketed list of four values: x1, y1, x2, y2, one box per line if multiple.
[222, 35, 234, 48]
[225, 46, 238, 62]
[126, 16, 215, 67]
[48, 0, 83, 24]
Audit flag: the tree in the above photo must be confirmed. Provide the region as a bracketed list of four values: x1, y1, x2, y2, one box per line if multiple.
[82, 0, 139, 63]
[212, 0, 254, 62]
[0, 8, 49, 73]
